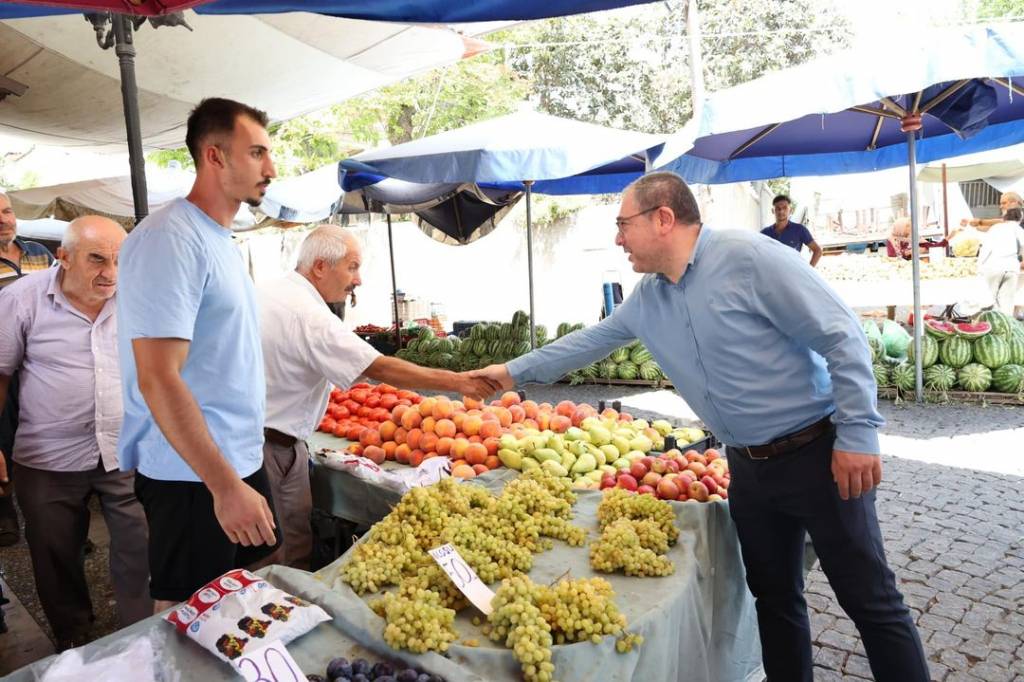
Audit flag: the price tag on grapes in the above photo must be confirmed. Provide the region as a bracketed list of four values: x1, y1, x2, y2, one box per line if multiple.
[234, 639, 304, 682]
[428, 543, 495, 615]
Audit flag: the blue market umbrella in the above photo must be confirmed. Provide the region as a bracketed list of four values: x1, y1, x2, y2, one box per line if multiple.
[341, 109, 664, 347]
[0, 0, 658, 22]
[654, 23, 1024, 400]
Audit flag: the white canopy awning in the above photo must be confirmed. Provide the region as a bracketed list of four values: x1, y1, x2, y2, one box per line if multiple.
[0, 10, 486, 152]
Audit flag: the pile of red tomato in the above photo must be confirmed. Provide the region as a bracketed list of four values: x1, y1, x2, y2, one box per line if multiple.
[317, 383, 422, 442]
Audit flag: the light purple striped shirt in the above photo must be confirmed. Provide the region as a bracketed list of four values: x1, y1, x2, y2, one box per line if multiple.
[0, 267, 121, 472]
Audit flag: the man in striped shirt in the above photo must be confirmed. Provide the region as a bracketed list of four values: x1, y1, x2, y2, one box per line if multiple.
[0, 192, 54, 288]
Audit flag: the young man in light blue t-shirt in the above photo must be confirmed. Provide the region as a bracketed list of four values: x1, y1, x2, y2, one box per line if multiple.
[118, 98, 279, 611]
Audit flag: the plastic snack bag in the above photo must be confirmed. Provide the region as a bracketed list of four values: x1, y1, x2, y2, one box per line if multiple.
[164, 569, 329, 663]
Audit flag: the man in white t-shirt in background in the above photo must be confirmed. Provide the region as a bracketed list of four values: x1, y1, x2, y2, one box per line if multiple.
[258, 225, 499, 568]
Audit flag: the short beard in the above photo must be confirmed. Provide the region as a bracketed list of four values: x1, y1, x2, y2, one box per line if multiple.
[0, 236, 13, 251]
[244, 196, 262, 208]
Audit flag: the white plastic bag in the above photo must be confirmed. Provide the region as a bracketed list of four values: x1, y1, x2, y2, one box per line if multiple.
[314, 449, 450, 494]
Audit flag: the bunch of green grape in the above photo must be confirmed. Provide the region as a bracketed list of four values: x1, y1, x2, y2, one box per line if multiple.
[369, 585, 457, 654]
[342, 472, 586, 597]
[536, 577, 628, 644]
[590, 518, 674, 577]
[616, 632, 645, 653]
[488, 576, 557, 682]
[596, 488, 679, 544]
[488, 574, 636, 681]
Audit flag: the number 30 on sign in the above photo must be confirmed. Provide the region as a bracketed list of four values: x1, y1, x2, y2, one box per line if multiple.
[235, 639, 305, 682]
[428, 543, 495, 615]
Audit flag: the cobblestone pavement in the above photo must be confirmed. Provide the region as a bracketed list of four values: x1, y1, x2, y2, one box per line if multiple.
[807, 456, 1024, 681]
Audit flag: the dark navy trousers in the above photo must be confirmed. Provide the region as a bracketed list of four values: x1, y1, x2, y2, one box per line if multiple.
[726, 428, 929, 682]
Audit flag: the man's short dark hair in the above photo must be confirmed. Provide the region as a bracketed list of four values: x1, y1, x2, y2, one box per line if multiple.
[772, 194, 791, 206]
[1004, 207, 1023, 223]
[628, 171, 701, 226]
[185, 98, 270, 166]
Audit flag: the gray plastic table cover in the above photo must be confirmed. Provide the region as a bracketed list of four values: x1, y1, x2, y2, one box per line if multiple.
[315, 483, 764, 682]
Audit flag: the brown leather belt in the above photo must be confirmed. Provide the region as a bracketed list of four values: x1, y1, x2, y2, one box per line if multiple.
[263, 427, 297, 448]
[738, 415, 834, 460]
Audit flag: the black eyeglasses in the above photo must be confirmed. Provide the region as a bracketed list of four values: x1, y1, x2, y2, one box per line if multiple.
[615, 206, 661, 232]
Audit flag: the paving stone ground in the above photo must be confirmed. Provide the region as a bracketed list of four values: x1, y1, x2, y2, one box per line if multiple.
[3, 385, 1023, 680]
[806, 454, 1024, 681]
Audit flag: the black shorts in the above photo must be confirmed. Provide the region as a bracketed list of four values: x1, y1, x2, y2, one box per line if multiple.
[134, 466, 281, 602]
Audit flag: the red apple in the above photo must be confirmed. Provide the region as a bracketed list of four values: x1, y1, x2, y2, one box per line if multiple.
[684, 450, 701, 463]
[678, 470, 698, 486]
[656, 478, 680, 500]
[688, 480, 710, 502]
[686, 461, 707, 477]
[629, 461, 649, 480]
[600, 475, 617, 489]
[717, 476, 730, 489]
[700, 475, 718, 495]
[618, 412, 634, 421]
[616, 474, 638, 491]
[665, 459, 681, 473]
[637, 484, 656, 496]
[641, 471, 663, 488]
[650, 457, 668, 475]
[718, 489, 728, 500]
[601, 408, 619, 420]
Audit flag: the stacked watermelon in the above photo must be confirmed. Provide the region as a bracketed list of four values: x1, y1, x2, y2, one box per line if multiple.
[882, 311, 1024, 395]
[394, 326, 461, 369]
[579, 340, 664, 385]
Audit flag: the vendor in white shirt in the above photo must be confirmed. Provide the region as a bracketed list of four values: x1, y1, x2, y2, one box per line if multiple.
[257, 225, 499, 568]
[976, 207, 1024, 314]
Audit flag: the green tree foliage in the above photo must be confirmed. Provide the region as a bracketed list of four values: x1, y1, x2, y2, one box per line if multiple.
[148, 55, 526, 176]
[497, 0, 850, 134]
[975, 0, 1024, 19]
[331, 56, 529, 146]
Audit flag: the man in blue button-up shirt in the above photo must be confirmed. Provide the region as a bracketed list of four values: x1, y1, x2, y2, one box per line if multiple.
[474, 172, 927, 682]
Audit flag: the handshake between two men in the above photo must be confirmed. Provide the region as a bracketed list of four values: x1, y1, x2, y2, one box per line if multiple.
[451, 364, 516, 401]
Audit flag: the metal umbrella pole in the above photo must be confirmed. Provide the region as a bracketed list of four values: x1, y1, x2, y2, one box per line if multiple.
[524, 180, 537, 349]
[386, 214, 401, 351]
[903, 115, 924, 401]
[111, 14, 149, 224]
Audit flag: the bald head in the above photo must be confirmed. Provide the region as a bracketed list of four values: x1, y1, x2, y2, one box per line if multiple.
[61, 215, 125, 253]
[295, 225, 363, 304]
[58, 215, 127, 308]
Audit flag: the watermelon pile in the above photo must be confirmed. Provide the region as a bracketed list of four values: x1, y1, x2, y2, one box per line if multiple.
[875, 311, 1024, 395]
[396, 313, 666, 385]
[582, 340, 664, 385]
[396, 310, 542, 370]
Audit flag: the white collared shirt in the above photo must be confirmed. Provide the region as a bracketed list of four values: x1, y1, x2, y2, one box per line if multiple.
[258, 271, 380, 440]
[0, 267, 122, 472]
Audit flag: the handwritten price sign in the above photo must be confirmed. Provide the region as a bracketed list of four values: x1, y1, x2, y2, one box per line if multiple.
[234, 639, 305, 682]
[428, 543, 495, 615]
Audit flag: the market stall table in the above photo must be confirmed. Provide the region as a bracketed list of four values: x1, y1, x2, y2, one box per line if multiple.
[0, 565, 474, 682]
[316, 482, 764, 682]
